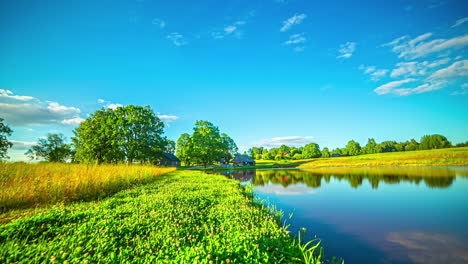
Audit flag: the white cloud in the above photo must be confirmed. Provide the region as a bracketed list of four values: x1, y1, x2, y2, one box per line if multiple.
[374, 78, 417, 95]
[450, 83, 468, 95]
[451, 17, 468, 28]
[428, 59, 468, 80]
[390, 58, 451, 78]
[9, 140, 37, 151]
[152, 18, 166, 29]
[97, 98, 105, 103]
[0, 89, 35, 102]
[359, 65, 388, 81]
[384, 33, 468, 60]
[212, 21, 247, 40]
[157, 115, 179, 123]
[224, 25, 237, 34]
[392, 81, 446, 96]
[374, 78, 447, 96]
[106, 103, 123, 110]
[254, 136, 315, 148]
[337, 42, 356, 58]
[280, 14, 306, 32]
[167, 32, 186, 46]
[61, 118, 85, 125]
[285, 33, 306, 45]
[0, 90, 84, 126]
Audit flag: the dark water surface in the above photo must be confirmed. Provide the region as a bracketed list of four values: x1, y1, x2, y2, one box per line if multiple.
[218, 167, 468, 264]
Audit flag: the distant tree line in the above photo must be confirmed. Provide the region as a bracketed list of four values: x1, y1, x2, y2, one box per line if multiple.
[248, 134, 467, 160]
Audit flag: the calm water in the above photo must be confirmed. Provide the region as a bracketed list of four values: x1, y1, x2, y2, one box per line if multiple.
[218, 167, 468, 264]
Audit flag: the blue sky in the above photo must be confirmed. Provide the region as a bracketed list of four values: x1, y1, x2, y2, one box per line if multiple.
[1, 0, 467, 160]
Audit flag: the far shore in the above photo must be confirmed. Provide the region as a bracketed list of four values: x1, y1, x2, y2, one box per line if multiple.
[187, 147, 468, 171]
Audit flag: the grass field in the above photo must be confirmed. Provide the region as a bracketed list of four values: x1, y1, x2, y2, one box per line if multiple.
[0, 163, 175, 213]
[0, 170, 342, 264]
[254, 147, 468, 169]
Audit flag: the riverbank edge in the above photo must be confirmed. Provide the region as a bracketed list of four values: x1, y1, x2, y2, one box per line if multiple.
[0, 170, 343, 263]
[185, 147, 468, 171]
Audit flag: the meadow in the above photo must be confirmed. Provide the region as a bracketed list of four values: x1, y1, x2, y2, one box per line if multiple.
[0, 170, 342, 264]
[0, 163, 175, 213]
[254, 147, 468, 168]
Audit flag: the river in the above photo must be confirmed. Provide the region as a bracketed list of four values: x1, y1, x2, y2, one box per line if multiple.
[217, 166, 468, 264]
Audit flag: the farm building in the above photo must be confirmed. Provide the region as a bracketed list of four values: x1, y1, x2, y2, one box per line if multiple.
[232, 154, 256, 167]
[159, 152, 181, 167]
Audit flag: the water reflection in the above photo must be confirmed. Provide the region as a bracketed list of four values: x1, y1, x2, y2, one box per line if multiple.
[387, 231, 468, 264]
[222, 167, 465, 189]
[217, 167, 468, 264]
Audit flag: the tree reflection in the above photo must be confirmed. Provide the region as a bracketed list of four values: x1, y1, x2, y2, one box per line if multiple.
[230, 167, 461, 189]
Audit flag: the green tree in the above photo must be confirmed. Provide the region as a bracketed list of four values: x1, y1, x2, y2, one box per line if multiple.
[455, 141, 468, 147]
[404, 139, 419, 151]
[302, 143, 321, 158]
[220, 133, 238, 162]
[321, 147, 330, 158]
[164, 139, 176, 154]
[345, 140, 361, 156]
[331, 148, 342, 156]
[361, 138, 379, 154]
[379, 141, 397, 152]
[292, 153, 303, 160]
[190, 121, 225, 167]
[176, 133, 193, 166]
[279, 145, 291, 154]
[73, 105, 166, 164]
[0, 118, 13, 160]
[419, 134, 451, 150]
[26, 133, 72, 162]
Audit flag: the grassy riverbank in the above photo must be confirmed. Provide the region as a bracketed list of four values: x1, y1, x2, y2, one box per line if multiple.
[296, 147, 468, 168]
[0, 170, 341, 263]
[225, 147, 468, 170]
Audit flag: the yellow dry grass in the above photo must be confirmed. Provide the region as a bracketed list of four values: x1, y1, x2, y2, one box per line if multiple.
[0, 162, 175, 212]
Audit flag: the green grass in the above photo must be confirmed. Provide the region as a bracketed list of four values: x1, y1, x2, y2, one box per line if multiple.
[250, 148, 468, 169]
[297, 147, 468, 168]
[0, 170, 342, 264]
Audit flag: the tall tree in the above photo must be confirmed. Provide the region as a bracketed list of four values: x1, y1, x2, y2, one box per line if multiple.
[0, 118, 13, 160]
[345, 140, 361, 156]
[379, 141, 397, 153]
[221, 133, 238, 162]
[176, 133, 193, 166]
[321, 147, 330, 158]
[72, 108, 121, 163]
[302, 143, 321, 158]
[73, 105, 167, 164]
[404, 139, 419, 151]
[26, 133, 72, 162]
[361, 138, 380, 154]
[419, 134, 451, 150]
[190, 121, 224, 167]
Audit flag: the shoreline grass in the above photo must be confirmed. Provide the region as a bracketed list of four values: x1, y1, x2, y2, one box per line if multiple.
[0, 163, 175, 213]
[0, 170, 342, 263]
[202, 147, 468, 171]
[296, 147, 468, 168]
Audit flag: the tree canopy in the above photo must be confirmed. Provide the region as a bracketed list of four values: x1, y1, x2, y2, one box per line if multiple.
[419, 134, 451, 150]
[73, 105, 168, 164]
[26, 133, 72, 162]
[176, 121, 237, 167]
[0, 118, 13, 160]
